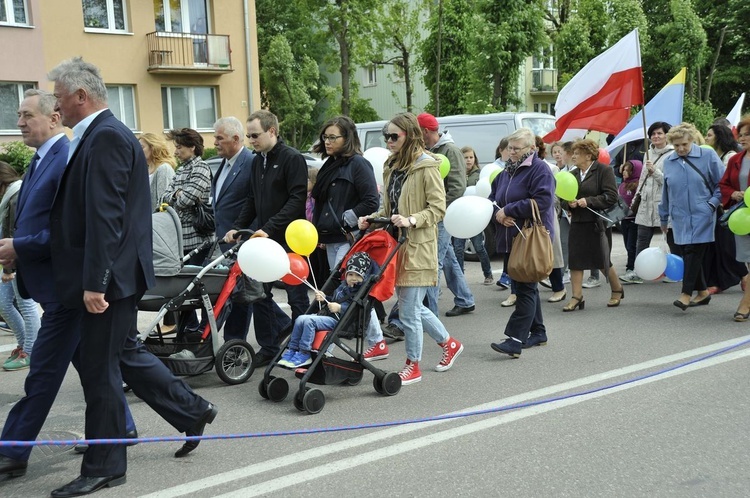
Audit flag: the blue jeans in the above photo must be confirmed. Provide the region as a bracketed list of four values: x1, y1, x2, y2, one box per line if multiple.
[0, 278, 40, 355]
[620, 218, 638, 271]
[426, 222, 475, 313]
[287, 314, 338, 352]
[397, 286, 449, 362]
[453, 234, 493, 278]
[325, 241, 351, 270]
[253, 282, 310, 356]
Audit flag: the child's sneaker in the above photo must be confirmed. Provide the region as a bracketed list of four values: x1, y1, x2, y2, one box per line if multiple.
[398, 359, 421, 385]
[363, 340, 389, 361]
[277, 349, 297, 368]
[496, 272, 511, 289]
[289, 351, 312, 368]
[435, 337, 463, 372]
[3, 351, 30, 371]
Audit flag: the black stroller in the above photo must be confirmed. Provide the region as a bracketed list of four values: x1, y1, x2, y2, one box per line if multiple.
[258, 220, 404, 414]
[137, 207, 257, 385]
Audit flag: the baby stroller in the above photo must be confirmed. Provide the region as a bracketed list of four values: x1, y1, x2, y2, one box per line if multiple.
[258, 219, 404, 414]
[137, 207, 257, 385]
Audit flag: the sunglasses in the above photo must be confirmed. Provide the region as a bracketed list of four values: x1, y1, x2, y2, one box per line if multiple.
[246, 131, 267, 140]
[383, 132, 405, 142]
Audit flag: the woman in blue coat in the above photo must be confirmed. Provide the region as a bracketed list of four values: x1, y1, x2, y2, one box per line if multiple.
[659, 123, 724, 310]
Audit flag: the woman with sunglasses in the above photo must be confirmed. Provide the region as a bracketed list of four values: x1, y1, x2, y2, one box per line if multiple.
[358, 113, 463, 386]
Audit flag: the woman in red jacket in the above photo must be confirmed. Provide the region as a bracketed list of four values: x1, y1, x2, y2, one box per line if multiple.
[718, 116, 750, 321]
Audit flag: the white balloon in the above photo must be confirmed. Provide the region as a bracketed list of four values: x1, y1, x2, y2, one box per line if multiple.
[363, 147, 390, 186]
[479, 164, 501, 180]
[463, 186, 477, 197]
[444, 196, 494, 239]
[634, 247, 667, 281]
[237, 238, 290, 283]
[475, 178, 492, 198]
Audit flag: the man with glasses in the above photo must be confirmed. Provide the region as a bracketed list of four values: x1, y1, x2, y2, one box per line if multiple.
[225, 110, 309, 368]
[417, 113, 476, 317]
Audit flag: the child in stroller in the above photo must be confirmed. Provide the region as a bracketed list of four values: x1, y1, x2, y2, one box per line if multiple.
[278, 251, 377, 369]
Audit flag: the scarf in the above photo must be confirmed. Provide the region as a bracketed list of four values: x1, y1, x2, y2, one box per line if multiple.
[311, 155, 348, 203]
[387, 160, 407, 216]
[504, 150, 534, 176]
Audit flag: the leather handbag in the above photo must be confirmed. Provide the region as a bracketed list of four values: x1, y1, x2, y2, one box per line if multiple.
[507, 199, 553, 283]
[596, 196, 629, 229]
[192, 200, 215, 236]
[719, 201, 745, 228]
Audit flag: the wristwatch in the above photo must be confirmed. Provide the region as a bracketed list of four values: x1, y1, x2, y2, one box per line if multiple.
[408, 216, 417, 227]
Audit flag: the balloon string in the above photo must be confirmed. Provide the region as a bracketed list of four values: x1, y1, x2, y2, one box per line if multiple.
[492, 201, 526, 239]
[586, 206, 614, 224]
[289, 273, 319, 294]
[304, 254, 323, 312]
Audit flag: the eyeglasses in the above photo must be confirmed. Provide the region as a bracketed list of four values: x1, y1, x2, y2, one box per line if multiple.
[321, 135, 343, 142]
[383, 132, 405, 142]
[507, 146, 528, 153]
[246, 131, 266, 140]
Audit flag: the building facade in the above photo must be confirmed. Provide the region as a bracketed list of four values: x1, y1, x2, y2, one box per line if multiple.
[0, 0, 261, 146]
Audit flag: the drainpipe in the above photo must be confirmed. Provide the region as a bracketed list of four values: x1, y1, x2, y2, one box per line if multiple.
[243, 0, 255, 111]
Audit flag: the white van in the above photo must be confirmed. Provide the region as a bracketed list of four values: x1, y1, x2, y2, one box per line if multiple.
[357, 112, 556, 165]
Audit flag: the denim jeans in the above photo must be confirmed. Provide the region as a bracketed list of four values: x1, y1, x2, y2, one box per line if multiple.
[503, 280, 545, 343]
[0, 279, 40, 355]
[397, 286, 449, 361]
[620, 218, 638, 271]
[452, 234, 493, 278]
[253, 283, 309, 356]
[287, 314, 338, 352]
[425, 222, 475, 313]
[325, 241, 351, 270]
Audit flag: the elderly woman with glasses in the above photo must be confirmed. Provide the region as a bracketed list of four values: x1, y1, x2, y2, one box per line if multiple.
[719, 116, 750, 320]
[563, 139, 624, 312]
[358, 113, 463, 386]
[660, 122, 724, 311]
[489, 128, 555, 358]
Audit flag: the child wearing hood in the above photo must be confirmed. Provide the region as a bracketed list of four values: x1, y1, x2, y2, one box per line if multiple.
[618, 160, 644, 284]
[278, 251, 377, 368]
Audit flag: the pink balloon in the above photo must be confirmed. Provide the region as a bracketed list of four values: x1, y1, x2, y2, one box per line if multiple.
[598, 148, 611, 164]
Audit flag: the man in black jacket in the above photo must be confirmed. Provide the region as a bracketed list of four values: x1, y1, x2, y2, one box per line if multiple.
[224, 110, 309, 367]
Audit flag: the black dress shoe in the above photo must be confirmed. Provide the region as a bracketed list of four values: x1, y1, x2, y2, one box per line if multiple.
[673, 300, 689, 311]
[50, 474, 126, 497]
[0, 455, 27, 478]
[445, 305, 475, 317]
[175, 403, 218, 458]
[251, 353, 273, 370]
[74, 429, 139, 454]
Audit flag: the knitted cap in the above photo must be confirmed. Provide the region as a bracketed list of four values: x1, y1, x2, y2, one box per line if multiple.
[417, 113, 439, 131]
[345, 252, 372, 278]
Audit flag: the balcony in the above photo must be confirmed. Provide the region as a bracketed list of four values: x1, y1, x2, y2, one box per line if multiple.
[530, 68, 557, 94]
[147, 32, 233, 74]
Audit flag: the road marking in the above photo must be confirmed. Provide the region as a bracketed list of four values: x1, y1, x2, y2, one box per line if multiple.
[142, 335, 750, 498]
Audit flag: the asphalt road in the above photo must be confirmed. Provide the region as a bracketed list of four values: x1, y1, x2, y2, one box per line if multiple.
[1, 233, 749, 497]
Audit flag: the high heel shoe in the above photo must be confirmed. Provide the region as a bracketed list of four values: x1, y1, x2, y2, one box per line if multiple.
[733, 309, 750, 322]
[562, 296, 585, 312]
[607, 288, 624, 307]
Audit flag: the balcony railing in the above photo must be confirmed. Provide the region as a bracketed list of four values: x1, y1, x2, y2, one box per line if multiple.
[530, 68, 557, 93]
[147, 31, 232, 74]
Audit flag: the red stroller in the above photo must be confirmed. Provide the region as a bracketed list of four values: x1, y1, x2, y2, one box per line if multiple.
[258, 222, 404, 414]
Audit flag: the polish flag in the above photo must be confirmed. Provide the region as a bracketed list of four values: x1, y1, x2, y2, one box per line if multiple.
[726, 93, 745, 134]
[544, 29, 644, 142]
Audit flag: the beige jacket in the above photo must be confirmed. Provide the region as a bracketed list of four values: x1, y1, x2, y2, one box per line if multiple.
[373, 153, 446, 287]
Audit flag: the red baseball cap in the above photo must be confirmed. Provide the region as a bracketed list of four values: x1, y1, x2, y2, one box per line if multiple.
[417, 113, 439, 131]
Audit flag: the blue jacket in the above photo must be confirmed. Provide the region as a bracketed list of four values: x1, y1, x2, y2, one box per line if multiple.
[659, 144, 723, 245]
[490, 153, 555, 255]
[211, 147, 254, 250]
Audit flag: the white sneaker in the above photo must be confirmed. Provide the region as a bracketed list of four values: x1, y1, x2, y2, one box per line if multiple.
[562, 270, 571, 284]
[620, 269, 643, 284]
[582, 276, 601, 288]
[662, 276, 680, 283]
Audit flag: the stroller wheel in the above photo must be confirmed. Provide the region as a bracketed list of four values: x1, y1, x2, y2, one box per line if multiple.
[258, 376, 274, 400]
[302, 388, 325, 414]
[216, 339, 256, 385]
[267, 377, 289, 402]
[345, 371, 364, 386]
[381, 372, 402, 396]
[293, 390, 305, 412]
[372, 375, 385, 395]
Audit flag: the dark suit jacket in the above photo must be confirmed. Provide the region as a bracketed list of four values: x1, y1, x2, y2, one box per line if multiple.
[568, 161, 618, 224]
[14, 135, 70, 303]
[210, 146, 254, 246]
[50, 110, 155, 309]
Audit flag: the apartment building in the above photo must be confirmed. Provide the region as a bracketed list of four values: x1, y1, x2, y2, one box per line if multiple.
[0, 0, 261, 145]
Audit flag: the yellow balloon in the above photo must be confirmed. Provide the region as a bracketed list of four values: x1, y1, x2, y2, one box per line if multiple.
[285, 219, 318, 256]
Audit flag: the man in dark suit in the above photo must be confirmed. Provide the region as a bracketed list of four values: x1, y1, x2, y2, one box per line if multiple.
[45, 57, 216, 498]
[211, 117, 255, 341]
[0, 89, 136, 478]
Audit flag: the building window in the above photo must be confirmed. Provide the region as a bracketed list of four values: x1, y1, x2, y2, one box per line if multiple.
[83, 0, 127, 32]
[0, 0, 28, 25]
[106, 85, 137, 130]
[0, 82, 33, 132]
[365, 65, 377, 86]
[161, 86, 216, 131]
[154, 0, 208, 34]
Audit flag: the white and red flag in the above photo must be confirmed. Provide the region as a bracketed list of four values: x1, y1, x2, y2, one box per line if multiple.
[544, 29, 644, 142]
[726, 93, 746, 134]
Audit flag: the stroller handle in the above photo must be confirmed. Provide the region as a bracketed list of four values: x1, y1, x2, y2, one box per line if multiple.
[365, 217, 408, 244]
[365, 217, 392, 224]
[232, 229, 255, 241]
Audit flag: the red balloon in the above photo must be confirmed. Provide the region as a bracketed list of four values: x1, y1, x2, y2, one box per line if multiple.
[281, 253, 310, 285]
[598, 148, 611, 164]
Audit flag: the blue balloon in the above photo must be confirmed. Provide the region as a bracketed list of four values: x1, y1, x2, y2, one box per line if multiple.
[664, 253, 684, 281]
